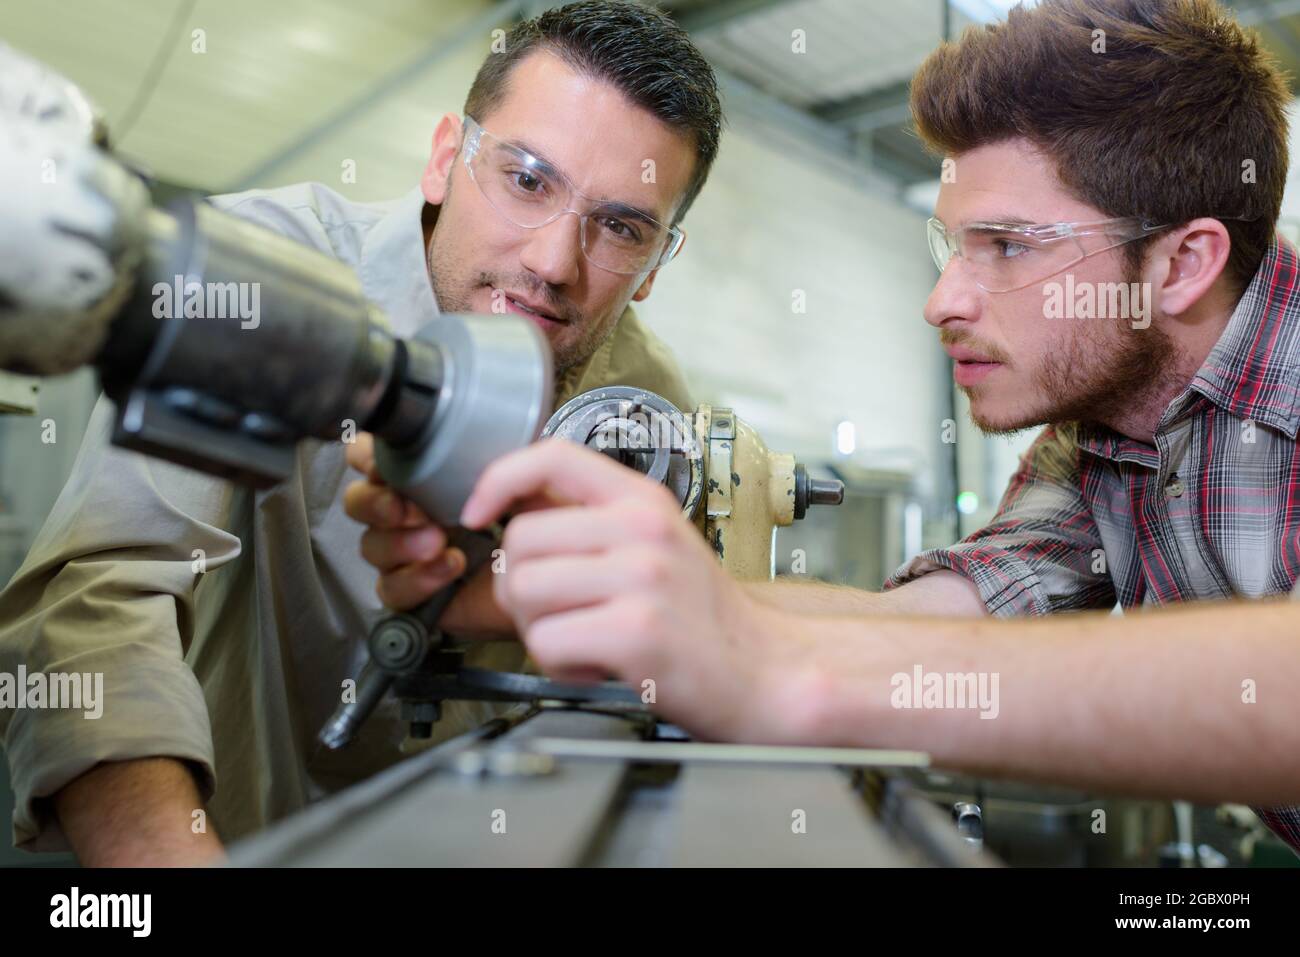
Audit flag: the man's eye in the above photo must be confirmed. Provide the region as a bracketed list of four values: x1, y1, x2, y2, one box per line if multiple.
[509, 170, 543, 193]
[994, 238, 1030, 259]
[596, 216, 641, 242]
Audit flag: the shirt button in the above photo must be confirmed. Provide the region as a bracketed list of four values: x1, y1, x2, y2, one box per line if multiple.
[1164, 474, 1184, 498]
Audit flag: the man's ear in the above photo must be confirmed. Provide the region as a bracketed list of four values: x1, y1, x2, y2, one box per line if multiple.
[631, 269, 659, 301]
[422, 113, 464, 206]
[631, 231, 687, 301]
[1150, 218, 1232, 317]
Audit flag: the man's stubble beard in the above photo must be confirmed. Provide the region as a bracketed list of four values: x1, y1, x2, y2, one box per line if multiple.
[966, 269, 1184, 437]
[425, 211, 624, 374]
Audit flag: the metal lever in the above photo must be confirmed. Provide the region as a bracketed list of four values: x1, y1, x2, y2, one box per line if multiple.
[317, 525, 501, 750]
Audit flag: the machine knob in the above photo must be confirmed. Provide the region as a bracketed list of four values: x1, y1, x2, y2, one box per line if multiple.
[793, 463, 845, 519]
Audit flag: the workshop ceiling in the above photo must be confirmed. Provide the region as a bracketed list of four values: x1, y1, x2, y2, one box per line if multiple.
[3, 0, 1300, 201]
[664, 0, 1300, 191]
[0, 0, 500, 194]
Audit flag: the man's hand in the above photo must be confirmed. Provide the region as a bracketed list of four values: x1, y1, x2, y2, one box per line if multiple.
[461, 440, 816, 742]
[343, 432, 467, 609]
[343, 432, 515, 637]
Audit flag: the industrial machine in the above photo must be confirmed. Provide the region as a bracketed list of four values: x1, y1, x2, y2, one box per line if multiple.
[543, 386, 844, 578]
[318, 384, 844, 753]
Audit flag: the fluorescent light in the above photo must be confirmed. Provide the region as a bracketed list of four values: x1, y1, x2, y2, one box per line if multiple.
[835, 420, 856, 457]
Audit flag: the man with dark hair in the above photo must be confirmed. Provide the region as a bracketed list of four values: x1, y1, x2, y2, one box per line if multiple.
[0, 0, 721, 865]
[464, 0, 720, 222]
[421, 0, 1300, 856]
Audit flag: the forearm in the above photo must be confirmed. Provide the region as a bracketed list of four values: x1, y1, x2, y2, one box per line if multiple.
[54, 757, 225, 867]
[786, 598, 1300, 805]
[746, 569, 986, 617]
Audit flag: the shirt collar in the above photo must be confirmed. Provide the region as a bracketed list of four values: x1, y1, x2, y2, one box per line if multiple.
[1076, 236, 1300, 463]
[357, 185, 441, 338]
[1187, 236, 1300, 437]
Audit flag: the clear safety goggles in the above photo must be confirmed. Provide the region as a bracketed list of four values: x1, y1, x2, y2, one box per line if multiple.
[926, 215, 1169, 293]
[461, 115, 685, 277]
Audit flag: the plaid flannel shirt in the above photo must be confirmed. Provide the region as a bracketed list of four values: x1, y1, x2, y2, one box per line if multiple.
[886, 237, 1300, 855]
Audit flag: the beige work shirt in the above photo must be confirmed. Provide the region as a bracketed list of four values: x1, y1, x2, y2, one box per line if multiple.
[0, 182, 692, 851]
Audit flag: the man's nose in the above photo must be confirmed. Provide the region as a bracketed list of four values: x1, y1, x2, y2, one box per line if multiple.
[519, 212, 582, 287]
[923, 256, 983, 329]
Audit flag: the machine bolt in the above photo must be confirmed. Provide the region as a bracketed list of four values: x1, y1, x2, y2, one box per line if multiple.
[952, 801, 984, 847]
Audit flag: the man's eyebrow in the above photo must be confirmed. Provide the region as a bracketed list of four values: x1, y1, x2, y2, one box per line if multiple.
[509, 136, 668, 225]
[595, 201, 661, 226]
[511, 138, 563, 180]
[964, 215, 1038, 229]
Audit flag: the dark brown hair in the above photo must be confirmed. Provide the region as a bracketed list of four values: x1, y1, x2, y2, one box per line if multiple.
[911, 0, 1291, 292]
[464, 1, 722, 223]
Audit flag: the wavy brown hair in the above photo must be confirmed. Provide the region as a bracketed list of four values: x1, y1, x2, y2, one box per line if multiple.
[911, 0, 1291, 294]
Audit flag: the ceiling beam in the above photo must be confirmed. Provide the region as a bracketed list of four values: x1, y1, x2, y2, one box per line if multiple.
[715, 68, 903, 200]
[669, 0, 807, 34]
[811, 78, 914, 133]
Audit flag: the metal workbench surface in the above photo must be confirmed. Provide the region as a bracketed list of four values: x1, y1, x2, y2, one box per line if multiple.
[229, 704, 994, 867]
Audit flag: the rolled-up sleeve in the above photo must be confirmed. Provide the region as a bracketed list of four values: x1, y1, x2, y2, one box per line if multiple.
[0, 395, 242, 851]
[885, 425, 1116, 618]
